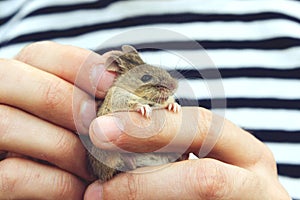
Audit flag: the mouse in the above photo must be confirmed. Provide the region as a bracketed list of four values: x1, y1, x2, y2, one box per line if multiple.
[87, 45, 184, 182]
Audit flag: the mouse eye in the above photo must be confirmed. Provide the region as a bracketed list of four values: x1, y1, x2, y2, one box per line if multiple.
[141, 74, 153, 82]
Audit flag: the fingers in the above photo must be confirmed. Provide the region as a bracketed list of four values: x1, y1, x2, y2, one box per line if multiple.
[0, 158, 86, 200]
[84, 159, 268, 200]
[0, 58, 95, 133]
[15, 41, 115, 98]
[0, 105, 90, 180]
[89, 107, 271, 169]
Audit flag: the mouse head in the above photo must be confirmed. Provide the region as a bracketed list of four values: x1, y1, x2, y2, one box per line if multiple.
[106, 45, 178, 103]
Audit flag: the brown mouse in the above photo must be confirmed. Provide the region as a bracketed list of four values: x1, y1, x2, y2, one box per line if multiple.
[87, 45, 183, 181]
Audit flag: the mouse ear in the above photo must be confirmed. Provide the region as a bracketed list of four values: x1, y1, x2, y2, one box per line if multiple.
[105, 45, 145, 74]
[122, 45, 138, 54]
[105, 54, 122, 73]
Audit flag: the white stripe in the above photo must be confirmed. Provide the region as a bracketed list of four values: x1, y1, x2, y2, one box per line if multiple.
[266, 142, 300, 165]
[0, 0, 27, 18]
[90, 0, 300, 20]
[206, 48, 300, 69]
[176, 78, 300, 99]
[0, 0, 97, 42]
[2, 0, 300, 42]
[215, 108, 300, 131]
[2, 19, 300, 69]
[4, 16, 300, 43]
[142, 48, 300, 69]
[56, 0, 300, 20]
[3, 0, 298, 22]
[166, 20, 300, 41]
[3, 0, 300, 20]
[279, 176, 300, 199]
[0, 0, 98, 17]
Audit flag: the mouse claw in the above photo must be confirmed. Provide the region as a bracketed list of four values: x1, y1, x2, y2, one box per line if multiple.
[137, 104, 152, 118]
[168, 102, 181, 113]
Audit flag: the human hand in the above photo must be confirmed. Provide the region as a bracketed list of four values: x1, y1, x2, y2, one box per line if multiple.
[0, 41, 115, 199]
[85, 108, 290, 199]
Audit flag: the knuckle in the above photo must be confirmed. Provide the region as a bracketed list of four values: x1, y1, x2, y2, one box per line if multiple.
[260, 144, 277, 173]
[0, 58, 11, 67]
[195, 107, 213, 141]
[0, 159, 19, 195]
[0, 59, 16, 83]
[37, 75, 73, 127]
[122, 173, 138, 200]
[196, 107, 212, 133]
[40, 78, 69, 111]
[52, 173, 75, 198]
[0, 105, 15, 141]
[15, 41, 55, 62]
[52, 133, 73, 161]
[193, 161, 227, 200]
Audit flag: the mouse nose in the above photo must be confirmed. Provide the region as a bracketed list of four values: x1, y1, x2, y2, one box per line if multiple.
[161, 79, 178, 90]
[169, 80, 178, 90]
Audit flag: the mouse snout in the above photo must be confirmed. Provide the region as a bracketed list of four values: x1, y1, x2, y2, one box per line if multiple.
[168, 80, 178, 90]
[160, 78, 178, 91]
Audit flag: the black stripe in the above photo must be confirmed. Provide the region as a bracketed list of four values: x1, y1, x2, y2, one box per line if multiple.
[2, 10, 300, 47]
[97, 38, 300, 55]
[25, 11, 300, 24]
[248, 129, 300, 143]
[278, 164, 300, 178]
[169, 68, 300, 80]
[200, 38, 300, 50]
[177, 98, 300, 110]
[0, 13, 15, 26]
[0, 0, 31, 26]
[23, 0, 122, 18]
[135, 38, 300, 50]
[228, 98, 300, 110]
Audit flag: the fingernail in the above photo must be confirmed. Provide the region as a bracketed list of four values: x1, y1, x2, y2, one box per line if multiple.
[92, 116, 124, 143]
[90, 65, 115, 95]
[84, 181, 103, 200]
[80, 100, 97, 131]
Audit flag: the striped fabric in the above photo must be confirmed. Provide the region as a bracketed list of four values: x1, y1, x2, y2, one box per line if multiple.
[0, 0, 299, 199]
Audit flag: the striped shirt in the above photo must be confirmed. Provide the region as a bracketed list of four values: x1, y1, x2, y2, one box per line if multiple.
[0, 0, 299, 199]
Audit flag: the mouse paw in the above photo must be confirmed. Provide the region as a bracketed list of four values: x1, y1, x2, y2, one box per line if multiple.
[137, 104, 152, 118]
[167, 102, 181, 113]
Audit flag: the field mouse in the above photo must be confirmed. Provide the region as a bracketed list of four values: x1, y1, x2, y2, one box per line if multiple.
[87, 45, 184, 181]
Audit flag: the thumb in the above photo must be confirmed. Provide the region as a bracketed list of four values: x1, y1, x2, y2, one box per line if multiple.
[89, 106, 270, 169]
[89, 107, 203, 154]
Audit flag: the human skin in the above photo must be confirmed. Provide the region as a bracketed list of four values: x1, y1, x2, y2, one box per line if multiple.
[0, 41, 115, 199]
[0, 41, 290, 199]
